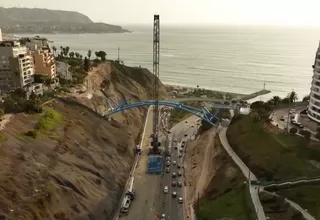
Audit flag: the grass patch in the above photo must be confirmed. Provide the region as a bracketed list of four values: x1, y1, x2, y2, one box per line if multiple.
[198, 185, 256, 220]
[36, 108, 62, 132]
[0, 132, 6, 142]
[170, 102, 201, 123]
[276, 185, 320, 218]
[227, 115, 320, 181]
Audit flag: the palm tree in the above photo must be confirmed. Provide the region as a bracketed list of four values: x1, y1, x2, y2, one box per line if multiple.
[52, 46, 57, 56]
[302, 95, 310, 102]
[69, 52, 75, 58]
[288, 91, 298, 103]
[271, 96, 281, 105]
[75, 52, 80, 58]
[79, 55, 83, 59]
[88, 50, 92, 60]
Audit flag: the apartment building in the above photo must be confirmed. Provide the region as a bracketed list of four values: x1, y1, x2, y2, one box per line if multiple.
[308, 43, 320, 123]
[24, 36, 50, 51]
[31, 48, 56, 79]
[0, 40, 34, 92]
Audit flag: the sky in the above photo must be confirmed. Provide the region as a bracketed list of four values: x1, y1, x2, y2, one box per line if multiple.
[2, 0, 320, 26]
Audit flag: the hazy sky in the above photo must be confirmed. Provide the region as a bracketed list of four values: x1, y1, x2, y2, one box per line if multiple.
[2, 0, 320, 26]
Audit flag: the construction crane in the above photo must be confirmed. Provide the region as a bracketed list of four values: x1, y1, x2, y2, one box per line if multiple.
[151, 14, 160, 154]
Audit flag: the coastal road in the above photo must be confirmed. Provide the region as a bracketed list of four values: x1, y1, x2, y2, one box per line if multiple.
[120, 107, 163, 220]
[160, 116, 199, 220]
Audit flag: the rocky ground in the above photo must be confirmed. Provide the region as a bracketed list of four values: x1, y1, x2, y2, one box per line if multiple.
[0, 62, 168, 220]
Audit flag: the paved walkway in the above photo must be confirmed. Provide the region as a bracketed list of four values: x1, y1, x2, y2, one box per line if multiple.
[219, 110, 266, 220]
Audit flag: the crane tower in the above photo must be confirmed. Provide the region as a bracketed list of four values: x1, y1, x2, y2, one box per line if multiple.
[152, 15, 160, 153]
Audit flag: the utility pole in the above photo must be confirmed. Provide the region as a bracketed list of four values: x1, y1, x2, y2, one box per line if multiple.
[117, 47, 120, 61]
[286, 89, 293, 132]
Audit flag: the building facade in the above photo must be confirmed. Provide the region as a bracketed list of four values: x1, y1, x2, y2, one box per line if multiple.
[0, 40, 34, 92]
[32, 48, 56, 79]
[308, 44, 320, 123]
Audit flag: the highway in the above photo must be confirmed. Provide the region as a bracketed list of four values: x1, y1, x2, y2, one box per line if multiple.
[120, 107, 163, 220]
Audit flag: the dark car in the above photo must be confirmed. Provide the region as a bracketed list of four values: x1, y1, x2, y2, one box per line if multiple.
[166, 168, 170, 173]
[172, 173, 177, 178]
[178, 182, 182, 187]
[172, 181, 176, 187]
[178, 171, 182, 176]
[177, 164, 181, 169]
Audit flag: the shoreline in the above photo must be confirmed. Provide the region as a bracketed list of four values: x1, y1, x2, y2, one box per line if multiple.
[164, 84, 271, 101]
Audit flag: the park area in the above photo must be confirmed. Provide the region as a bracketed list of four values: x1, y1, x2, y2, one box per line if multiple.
[227, 114, 320, 181]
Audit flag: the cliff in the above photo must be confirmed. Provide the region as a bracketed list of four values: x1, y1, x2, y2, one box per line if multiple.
[0, 7, 129, 34]
[0, 62, 168, 220]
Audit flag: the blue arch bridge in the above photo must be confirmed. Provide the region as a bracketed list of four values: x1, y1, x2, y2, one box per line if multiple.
[104, 98, 238, 127]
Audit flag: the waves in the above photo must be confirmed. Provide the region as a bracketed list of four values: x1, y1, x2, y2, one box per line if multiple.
[44, 26, 320, 99]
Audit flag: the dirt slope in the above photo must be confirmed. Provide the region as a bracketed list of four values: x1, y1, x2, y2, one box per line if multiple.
[0, 62, 168, 220]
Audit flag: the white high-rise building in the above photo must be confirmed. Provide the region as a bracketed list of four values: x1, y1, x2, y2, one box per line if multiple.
[308, 42, 320, 123]
[0, 40, 34, 92]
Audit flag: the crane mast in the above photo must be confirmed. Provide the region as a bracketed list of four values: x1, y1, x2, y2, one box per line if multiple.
[152, 15, 160, 153]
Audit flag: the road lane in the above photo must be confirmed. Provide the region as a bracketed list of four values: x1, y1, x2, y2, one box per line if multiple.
[121, 107, 163, 220]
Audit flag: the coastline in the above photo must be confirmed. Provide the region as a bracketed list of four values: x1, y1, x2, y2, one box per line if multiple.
[164, 84, 271, 102]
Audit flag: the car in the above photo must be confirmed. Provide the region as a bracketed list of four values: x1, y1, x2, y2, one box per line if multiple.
[174, 145, 178, 150]
[178, 154, 182, 158]
[178, 171, 182, 176]
[173, 161, 177, 165]
[177, 164, 181, 168]
[191, 125, 194, 128]
[280, 116, 285, 121]
[164, 186, 168, 193]
[179, 148, 183, 152]
[172, 173, 177, 178]
[182, 141, 185, 144]
[185, 120, 188, 123]
[160, 213, 166, 220]
[172, 191, 177, 197]
[166, 161, 171, 166]
[298, 124, 304, 128]
[184, 133, 188, 137]
[166, 168, 170, 173]
[178, 197, 183, 203]
[178, 182, 182, 187]
[172, 181, 176, 187]
[166, 156, 171, 161]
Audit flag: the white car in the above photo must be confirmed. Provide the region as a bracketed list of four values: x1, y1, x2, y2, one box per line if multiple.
[173, 161, 177, 165]
[160, 214, 166, 220]
[164, 186, 168, 194]
[178, 197, 183, 203]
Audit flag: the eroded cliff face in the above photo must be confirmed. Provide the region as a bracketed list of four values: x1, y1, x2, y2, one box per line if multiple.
[0, 62, 168, 220]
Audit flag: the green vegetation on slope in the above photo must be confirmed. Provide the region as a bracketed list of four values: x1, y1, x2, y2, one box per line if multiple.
[198, 185, 256, 220]
[37, 108, 63, 132]
[227, 114, 320, 181]
[276, 185, 320, 218]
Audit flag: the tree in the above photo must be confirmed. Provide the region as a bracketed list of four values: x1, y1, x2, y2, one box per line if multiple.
[95, 51, 107, 61]
[52, 46, 57, 56]
[79, 55, 83, 59]
[29, 91, 37, 100]
[75, 52, 80, 58]
[271, 96, 281, 105]
[289, 127, 298, 135]
[0, 108, 4, 118]
[69, 52, 75, 58]
[299, 130, 311, 140]
[60, 51, 64, 57]
[84, 57, 90, 72]
[288, 91, 298, 103]
[302, 95, 310, 102]
[88, 50, 92, 59]
[65, 46, 70, 56]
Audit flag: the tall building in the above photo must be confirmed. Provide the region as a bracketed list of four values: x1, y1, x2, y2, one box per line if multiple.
[0, 28, 2, 42]
[308, 43, 320, 123]
[32, 48, 56, 79]
[0, 40, 34, 92]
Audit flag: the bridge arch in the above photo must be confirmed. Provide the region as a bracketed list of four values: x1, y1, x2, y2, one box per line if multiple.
[104, 100, 234, 127]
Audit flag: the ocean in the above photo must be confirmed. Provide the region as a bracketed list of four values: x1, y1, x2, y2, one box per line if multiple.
[16, 25, 320, 101]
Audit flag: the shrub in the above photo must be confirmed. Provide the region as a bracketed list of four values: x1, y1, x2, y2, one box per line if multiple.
[25, 129, 37, 138]
[299, 130, 311, 140]
[289, 127, 298, 135]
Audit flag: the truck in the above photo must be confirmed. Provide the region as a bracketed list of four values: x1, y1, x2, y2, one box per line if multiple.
[120, 177, 135, 213]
